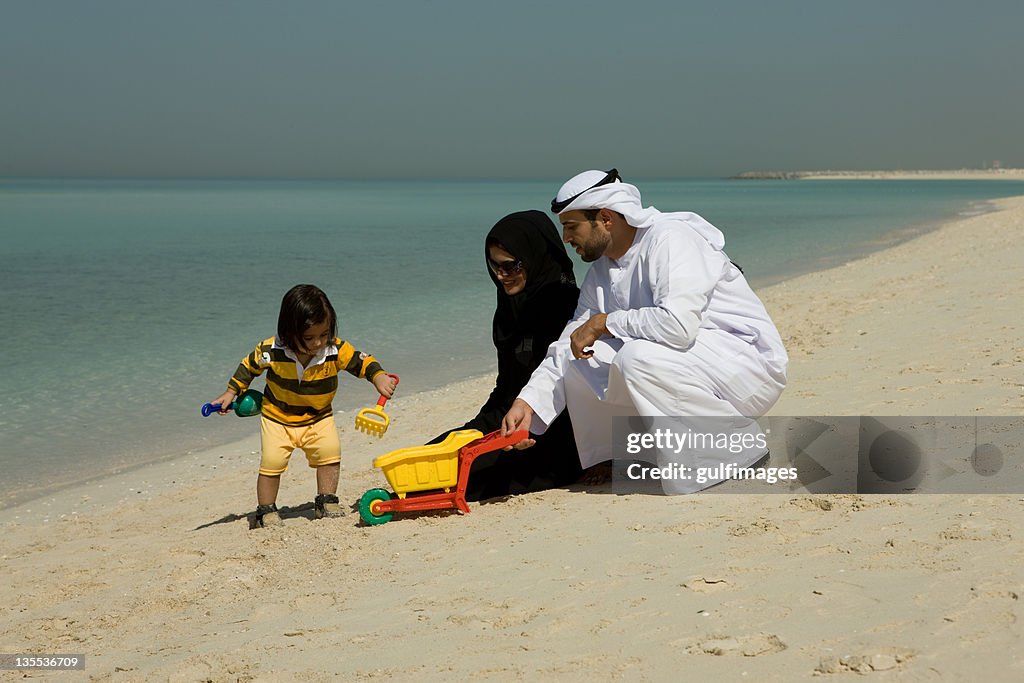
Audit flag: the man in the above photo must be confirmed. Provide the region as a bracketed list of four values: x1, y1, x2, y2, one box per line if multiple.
[500, 169, 788, 493]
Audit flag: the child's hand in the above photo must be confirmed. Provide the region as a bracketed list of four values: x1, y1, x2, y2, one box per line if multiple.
[209, 389, 237, 414]
[373, 373, 398, 400]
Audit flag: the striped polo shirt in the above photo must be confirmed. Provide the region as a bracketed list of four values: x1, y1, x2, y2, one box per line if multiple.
[227, 336, 385, 427]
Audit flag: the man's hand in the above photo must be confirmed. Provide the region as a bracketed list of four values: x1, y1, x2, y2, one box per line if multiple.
[501, 398, 537, 450]
[570, 313, 609, 359]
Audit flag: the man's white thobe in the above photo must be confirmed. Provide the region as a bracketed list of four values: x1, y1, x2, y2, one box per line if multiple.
[517, 213, 788, 493]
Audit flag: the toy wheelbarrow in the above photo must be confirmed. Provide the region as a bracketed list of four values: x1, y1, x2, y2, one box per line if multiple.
[354, 374, 399, 438]
[358, 428, 529, 525]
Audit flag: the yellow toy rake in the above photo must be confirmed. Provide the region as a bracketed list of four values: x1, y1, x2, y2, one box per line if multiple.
[355, 374, 399, 438]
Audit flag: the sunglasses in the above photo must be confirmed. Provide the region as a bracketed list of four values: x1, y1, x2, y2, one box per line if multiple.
[487, 258, 525, 277]
[550, 168, 620, 213]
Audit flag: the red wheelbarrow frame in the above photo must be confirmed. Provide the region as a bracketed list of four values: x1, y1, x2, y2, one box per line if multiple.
[359, 429, 528, 524]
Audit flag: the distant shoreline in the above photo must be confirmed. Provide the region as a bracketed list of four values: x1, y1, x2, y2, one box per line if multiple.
[731, 169, 1024, 181]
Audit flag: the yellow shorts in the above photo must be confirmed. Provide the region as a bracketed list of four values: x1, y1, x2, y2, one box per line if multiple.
[259, 415, 341, 476]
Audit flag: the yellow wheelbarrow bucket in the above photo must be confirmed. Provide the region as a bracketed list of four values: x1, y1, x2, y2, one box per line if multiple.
[372, 429, 483, 497]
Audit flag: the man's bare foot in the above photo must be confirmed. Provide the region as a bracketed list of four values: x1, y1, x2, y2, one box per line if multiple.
[577, 461, 613, 486]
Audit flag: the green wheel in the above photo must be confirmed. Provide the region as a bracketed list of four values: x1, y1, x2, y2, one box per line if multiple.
[359, 488, 395, 525]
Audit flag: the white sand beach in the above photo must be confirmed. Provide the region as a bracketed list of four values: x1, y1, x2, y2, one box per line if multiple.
[2, 197, 1023, 681]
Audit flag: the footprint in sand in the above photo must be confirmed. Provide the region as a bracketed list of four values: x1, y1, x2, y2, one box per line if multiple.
[681, 576, 732, 593]
[688, 632, 786, 656]
[815, 647, 915, 674]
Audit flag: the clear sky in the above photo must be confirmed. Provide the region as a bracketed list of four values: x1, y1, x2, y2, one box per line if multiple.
[2, 0, 1021, 178]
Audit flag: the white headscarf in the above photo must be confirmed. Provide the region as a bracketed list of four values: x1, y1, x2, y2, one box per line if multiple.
[554, 170, 726, 251]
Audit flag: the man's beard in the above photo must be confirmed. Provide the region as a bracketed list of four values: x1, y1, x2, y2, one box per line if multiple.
[578, 236, 609, 262]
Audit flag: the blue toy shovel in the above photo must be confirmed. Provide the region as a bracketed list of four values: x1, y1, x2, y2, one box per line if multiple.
[201, 389, 263, 417]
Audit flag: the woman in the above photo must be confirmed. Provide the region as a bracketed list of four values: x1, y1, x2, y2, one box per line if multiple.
[429, 210, 582, 500]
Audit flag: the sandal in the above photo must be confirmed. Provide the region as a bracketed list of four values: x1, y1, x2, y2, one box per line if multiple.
[314, 494, 342, 520]
[255, 503, 283, 528]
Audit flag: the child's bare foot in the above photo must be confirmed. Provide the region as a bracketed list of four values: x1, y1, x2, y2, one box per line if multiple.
[577, 461, 613, 486]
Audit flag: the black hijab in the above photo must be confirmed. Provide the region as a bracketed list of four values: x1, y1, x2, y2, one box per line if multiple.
[486, 210, 578, 349]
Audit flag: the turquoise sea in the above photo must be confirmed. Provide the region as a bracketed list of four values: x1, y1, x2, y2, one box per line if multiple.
[3, 177, 1023, 507]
